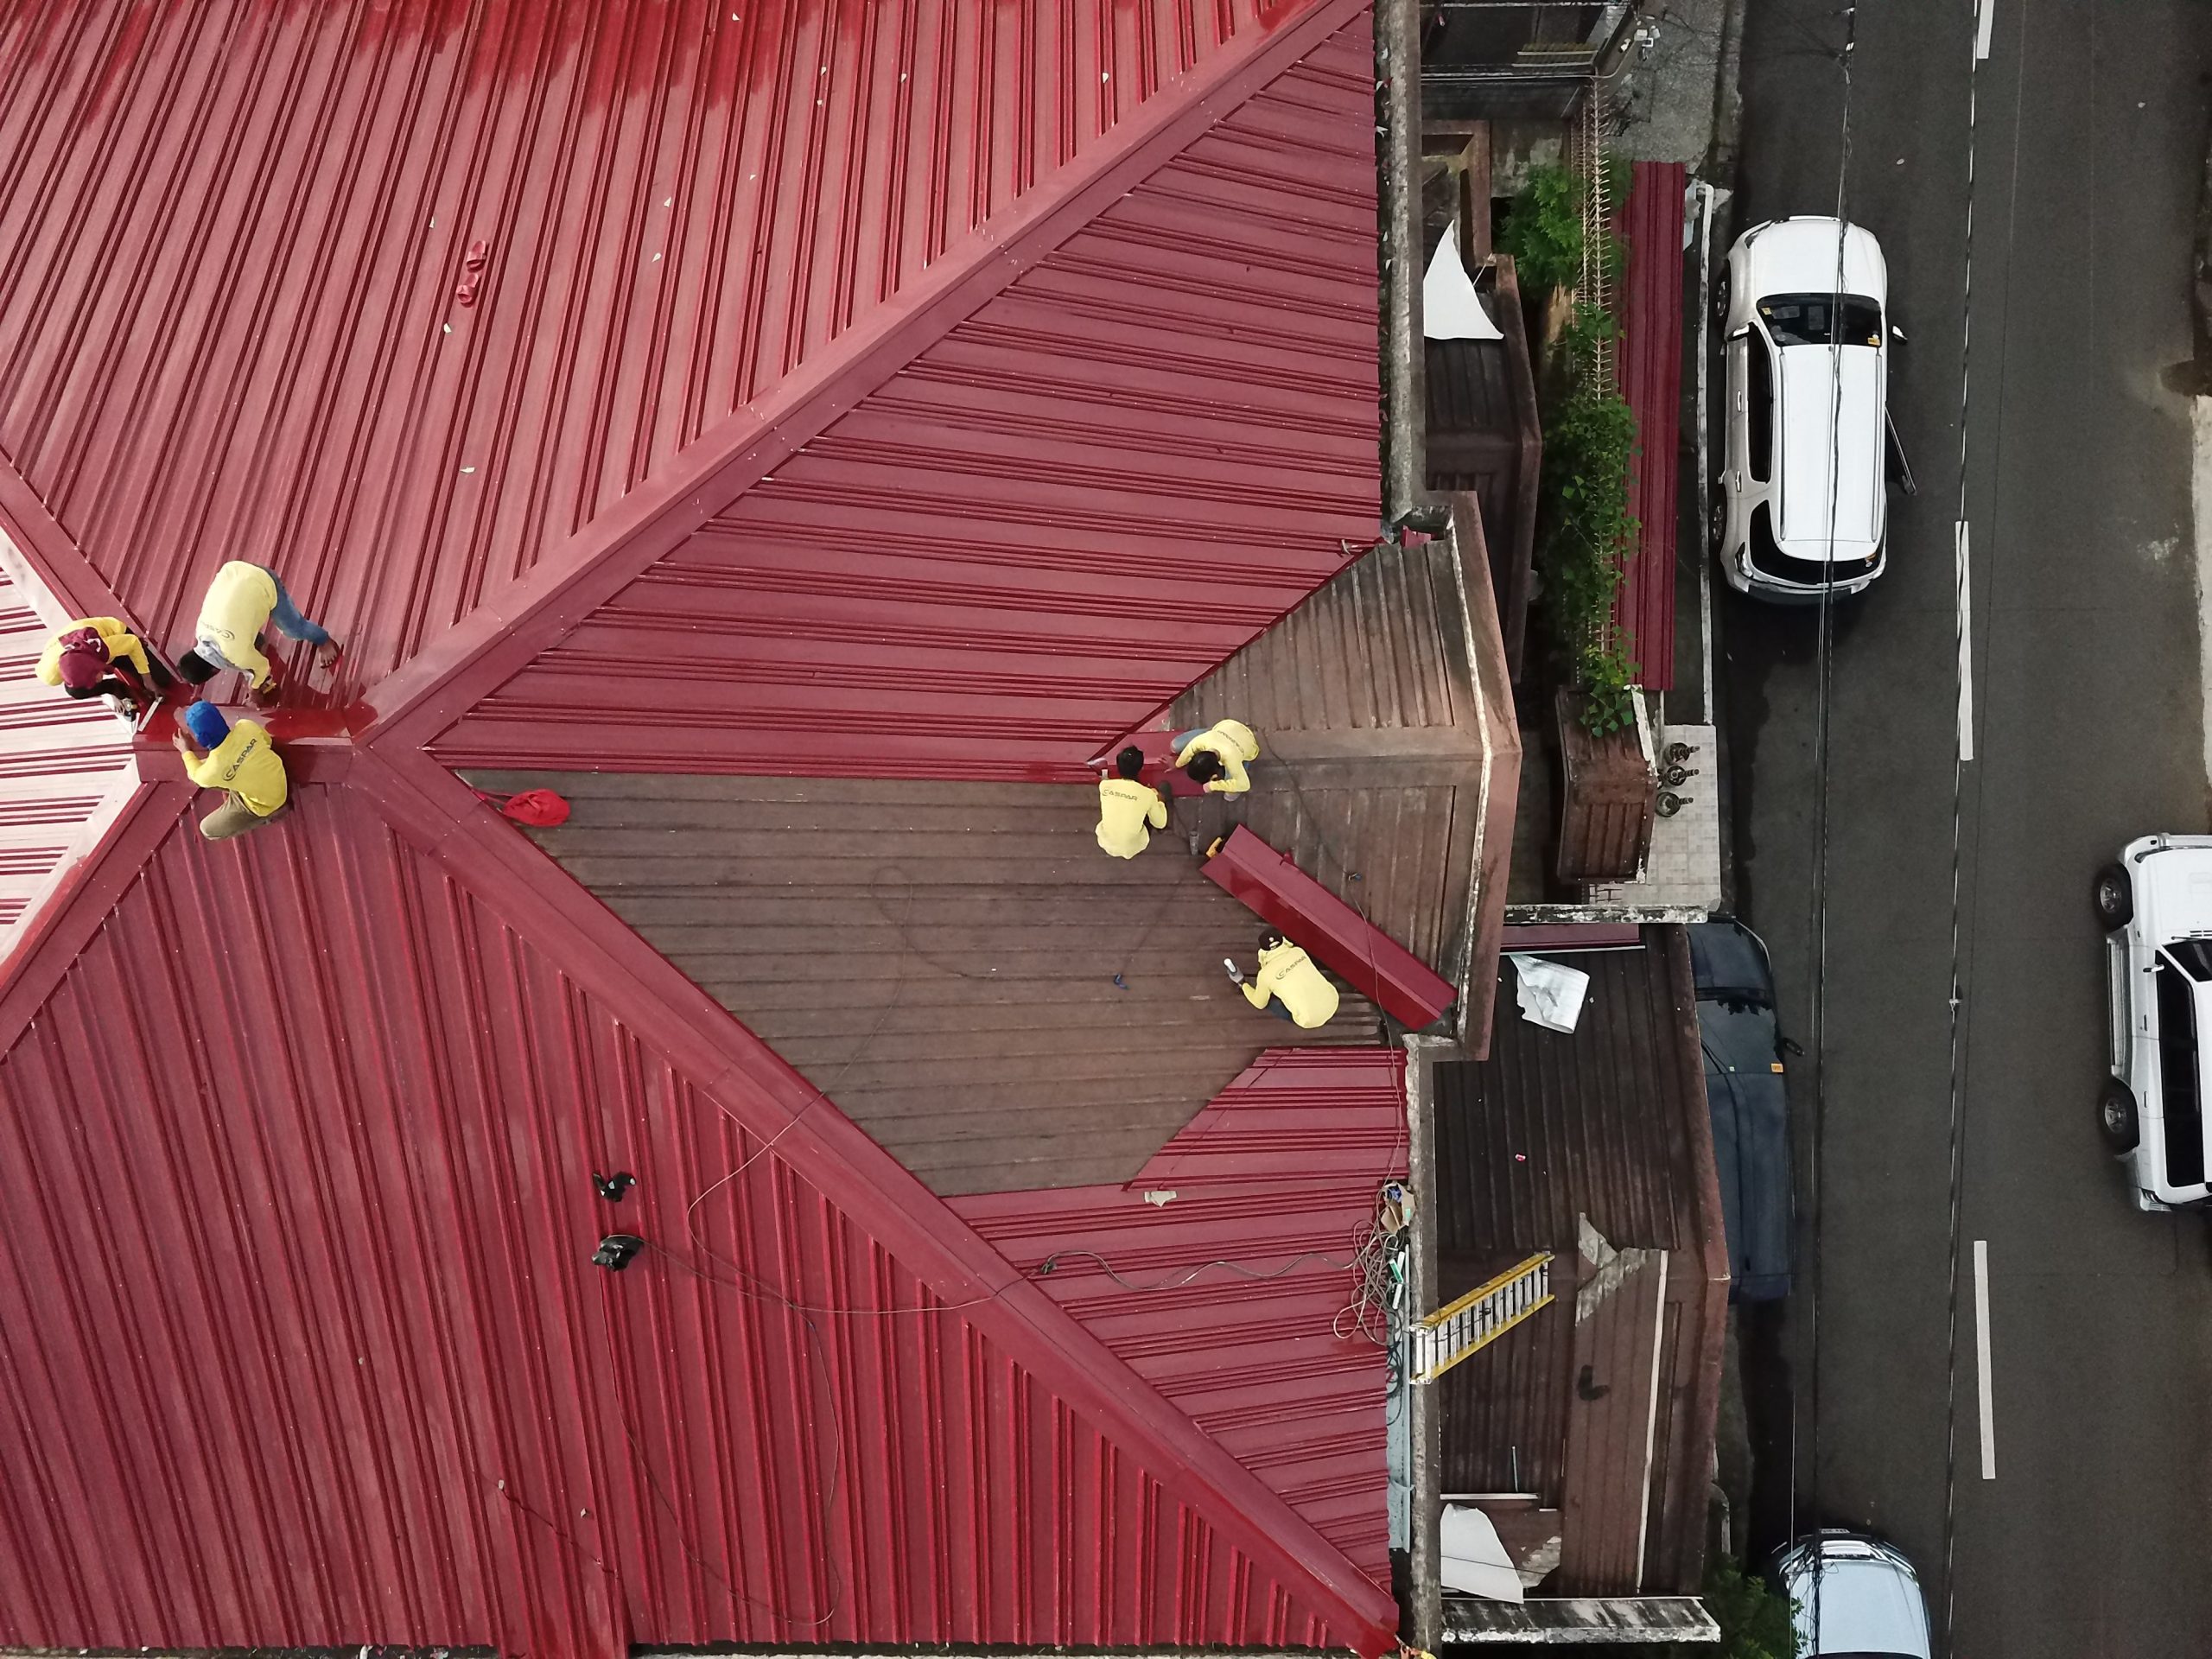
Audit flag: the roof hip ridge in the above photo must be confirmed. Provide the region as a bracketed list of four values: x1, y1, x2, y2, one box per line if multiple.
[354, 0, 1376, 759]
[348, 742, 1400, 1649]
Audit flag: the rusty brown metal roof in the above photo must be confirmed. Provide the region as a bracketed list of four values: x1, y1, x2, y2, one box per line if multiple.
[475, 770, 1382, 1196]
[1165, 531, 1516, 1049]
[1430, 928, 1727, 1597]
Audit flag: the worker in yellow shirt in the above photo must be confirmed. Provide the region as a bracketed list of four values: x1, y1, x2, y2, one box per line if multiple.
[172, 702, 291, 842]
[175, 562, 340, 701]
[1096, 746, 1168, 858]
[1227, 930, 1339, 1028]
[35, 617, 168, 713]
[1171, 718, 1260, 796]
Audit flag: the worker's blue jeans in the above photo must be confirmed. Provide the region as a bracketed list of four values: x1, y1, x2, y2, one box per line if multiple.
[1258, 995, 1294, 1021]
[263, 568, 334, 647]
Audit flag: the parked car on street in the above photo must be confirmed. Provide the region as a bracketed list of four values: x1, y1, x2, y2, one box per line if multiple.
[2095, 836, 2212, 1210]
[1688, 920, 1792, 1300]
[1712, 216, 1891, 601]
[1774, 1531, 1933, 1658]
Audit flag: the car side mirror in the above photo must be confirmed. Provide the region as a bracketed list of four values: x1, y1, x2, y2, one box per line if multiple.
[1778, 1035, 1805, 1058]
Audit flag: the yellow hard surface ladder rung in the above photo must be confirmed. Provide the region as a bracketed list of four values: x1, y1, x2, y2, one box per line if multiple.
[1408, 1251, 1554, 1383]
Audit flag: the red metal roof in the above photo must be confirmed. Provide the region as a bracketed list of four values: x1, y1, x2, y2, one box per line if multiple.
[950, 1049, 1409, 1587]
[1611, 162, 1686, 691]
[424, 10, 1382, 779]
[0, 0, 1366, 715]
[0, 3, 1398, 1654]
[0, 756, 1397, 1655]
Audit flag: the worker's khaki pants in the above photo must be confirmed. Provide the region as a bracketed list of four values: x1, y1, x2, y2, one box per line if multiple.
[200, 793, 289, 842]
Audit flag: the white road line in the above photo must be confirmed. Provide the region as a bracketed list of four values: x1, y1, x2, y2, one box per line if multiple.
[1974, 0, 1996, 61]
[1974, 1238, 1996, 1479]
[1955, 520, 1975, 763]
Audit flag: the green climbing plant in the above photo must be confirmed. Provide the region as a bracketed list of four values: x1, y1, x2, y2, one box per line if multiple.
[1656, 1555, 1799, 1658]
[1497, 156, 1630, 299]
[1532, 300, 1641, 734]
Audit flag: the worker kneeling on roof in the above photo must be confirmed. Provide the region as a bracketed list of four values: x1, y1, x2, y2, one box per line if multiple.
[1171, 718, 1259, 796]
[1229, 929, 1339, 1028]
[173, 702, 290, 842]
[1096, 745, 1167, 858]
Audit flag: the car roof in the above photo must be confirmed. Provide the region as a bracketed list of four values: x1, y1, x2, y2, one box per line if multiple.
[1784, 1540, 1932, 1658]
[1776, 343, 1885, 551]
[1742, 217, 1888, 302]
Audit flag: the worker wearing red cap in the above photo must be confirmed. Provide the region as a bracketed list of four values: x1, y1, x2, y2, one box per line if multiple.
[35, 618, 164, 714]
[172, 701, 290, 841]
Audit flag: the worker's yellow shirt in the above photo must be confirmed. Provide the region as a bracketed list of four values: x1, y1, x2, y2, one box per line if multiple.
[35, 618, 151, 684]
[183, 719, 289, 817]
[1176, 718, 1260, 795]
[1243, 940, 1339, 1028]
[1096, 777, 1167, 858]
[196, 562, 280, 688]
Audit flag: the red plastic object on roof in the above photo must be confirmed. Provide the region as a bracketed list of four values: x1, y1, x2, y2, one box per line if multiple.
[1205, 825, 1456, 1028]
[1612, 161, 1687, 690]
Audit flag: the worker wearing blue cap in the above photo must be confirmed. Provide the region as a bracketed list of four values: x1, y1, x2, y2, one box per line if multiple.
[171, 701, 289, 841]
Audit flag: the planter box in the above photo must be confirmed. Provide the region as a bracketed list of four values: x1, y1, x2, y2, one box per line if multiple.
[1554, 686, 1655, 884]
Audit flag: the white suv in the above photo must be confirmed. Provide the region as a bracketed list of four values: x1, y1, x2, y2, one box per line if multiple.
[2097, 836, 2212, 1209]
[1712, 217, 1891, 601]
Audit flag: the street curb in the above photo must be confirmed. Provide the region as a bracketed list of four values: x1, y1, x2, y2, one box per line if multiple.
[1705, 0, 1748, 184]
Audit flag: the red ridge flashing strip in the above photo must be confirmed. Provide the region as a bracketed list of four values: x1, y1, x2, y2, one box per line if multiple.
[358, 0, 1377, 757]
[351, 746, 1400, 1651]
[1204, 825, 1456, 1029]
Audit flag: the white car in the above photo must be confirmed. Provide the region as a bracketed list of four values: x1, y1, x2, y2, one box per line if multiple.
[2097, 836, 2212, 1209]
[1775, 1533, 1932, 1658]
[1712, 217, 1891, 601]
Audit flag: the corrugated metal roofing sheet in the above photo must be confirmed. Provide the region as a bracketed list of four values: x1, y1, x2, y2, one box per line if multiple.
[1611, 162, 1685, 690]
[0, 3, 1402, 1651]
[461, 768, 1382, 1197]
[1427, 930, 1726, 1597]
[0, 541, 133, 954]
[0, 0, 1364, 709]
[427, 11, 1380, 779]
[0, 762, 1398, 1656]
[951, 1048, 1408, 1585]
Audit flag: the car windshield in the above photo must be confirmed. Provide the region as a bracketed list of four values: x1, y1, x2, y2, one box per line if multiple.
[1759, 292, 1883, 347]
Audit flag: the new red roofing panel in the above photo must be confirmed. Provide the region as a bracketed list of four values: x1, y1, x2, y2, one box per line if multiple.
[429, 12, 1381, 780]
[0, 761, 1398, 1656]
[951, 1048, 1408, 1586]
[1204, 825, 1457, 1028]
[1611, 162, 1686, 690]
[0, 0, 1357, 709]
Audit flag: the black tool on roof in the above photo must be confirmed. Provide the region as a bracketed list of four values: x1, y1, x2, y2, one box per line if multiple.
[591, 1234, 645, 1273]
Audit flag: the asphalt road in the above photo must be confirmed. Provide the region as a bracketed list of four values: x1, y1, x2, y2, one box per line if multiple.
[1724, 3, 2212, 1655]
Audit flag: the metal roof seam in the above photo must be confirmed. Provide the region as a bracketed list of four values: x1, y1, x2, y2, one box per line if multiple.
[342, 745, 1396, 1643]
[355, 0, 1375, 756]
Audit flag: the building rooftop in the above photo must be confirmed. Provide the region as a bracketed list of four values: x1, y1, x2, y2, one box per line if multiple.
[0, 3, 1444, 1656]
[1427, 927, 1727, 1601]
